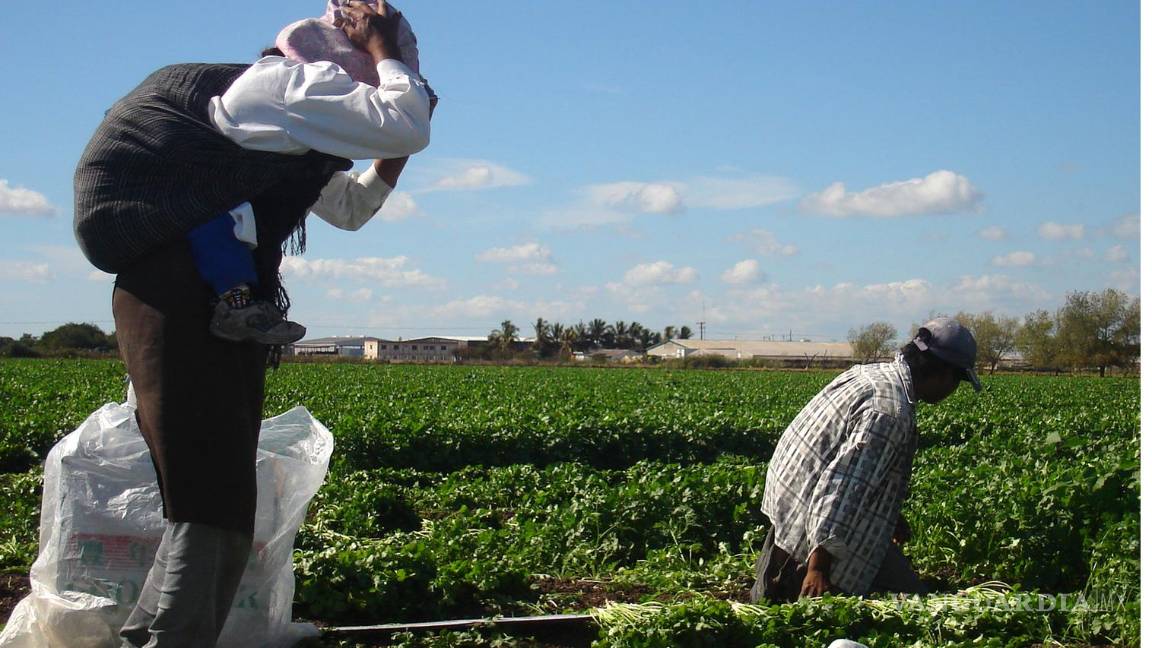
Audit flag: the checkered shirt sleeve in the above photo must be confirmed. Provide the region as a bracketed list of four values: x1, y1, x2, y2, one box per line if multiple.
[760, 359, 917, 595]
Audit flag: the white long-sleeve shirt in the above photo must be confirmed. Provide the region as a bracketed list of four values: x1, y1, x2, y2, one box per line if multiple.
[207, 57, 430, 240]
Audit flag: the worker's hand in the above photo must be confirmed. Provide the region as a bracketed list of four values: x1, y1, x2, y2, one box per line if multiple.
[799, 568, 834, 598]
[893, 514, 911, 545]
[800, 545, 834, 598]
[337, 1, 402, 63]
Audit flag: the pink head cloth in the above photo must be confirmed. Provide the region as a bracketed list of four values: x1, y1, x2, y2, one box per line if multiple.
[275, 0, 421, 87]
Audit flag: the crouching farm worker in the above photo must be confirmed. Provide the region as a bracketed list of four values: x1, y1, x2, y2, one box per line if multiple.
[751, 318, 981, 603]
[72, 2, 432, 646]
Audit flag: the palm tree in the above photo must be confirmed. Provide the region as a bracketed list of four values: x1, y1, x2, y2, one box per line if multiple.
[588, 318, 608, 348]
[548, 322, 566, 349]
[679, 325, 694, 340]
[488, 320, 519, 352]
[561, 326, 580, 358]
[573, 321, 590, 351]
[627, 322, 645, 351]
[640, 328, 660, 349]
[663, 325, 676, 343]
[612, 321, 630, 349]
[533, 317, 550, 353]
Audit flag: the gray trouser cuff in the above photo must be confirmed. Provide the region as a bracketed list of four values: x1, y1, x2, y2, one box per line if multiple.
[120, 521, 252, 648]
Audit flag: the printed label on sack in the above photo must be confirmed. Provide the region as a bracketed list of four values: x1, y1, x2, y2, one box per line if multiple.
[59, 533, 270, 610]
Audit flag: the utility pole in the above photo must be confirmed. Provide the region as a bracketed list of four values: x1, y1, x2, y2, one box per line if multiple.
[697, 299, 706, 341]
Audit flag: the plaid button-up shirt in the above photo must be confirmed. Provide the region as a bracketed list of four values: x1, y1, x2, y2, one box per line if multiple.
[760, 355, 919, 595]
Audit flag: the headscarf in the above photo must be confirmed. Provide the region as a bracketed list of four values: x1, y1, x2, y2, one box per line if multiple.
[275, 0, 422, 86]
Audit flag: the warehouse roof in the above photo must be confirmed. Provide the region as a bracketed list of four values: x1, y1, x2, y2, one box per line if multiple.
[648, 339, 855, 358]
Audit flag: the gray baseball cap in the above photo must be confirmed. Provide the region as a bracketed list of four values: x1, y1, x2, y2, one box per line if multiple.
[912, 317, 982, 392]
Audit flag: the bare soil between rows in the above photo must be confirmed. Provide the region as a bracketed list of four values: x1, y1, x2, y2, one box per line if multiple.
[0, 574, 30, 625]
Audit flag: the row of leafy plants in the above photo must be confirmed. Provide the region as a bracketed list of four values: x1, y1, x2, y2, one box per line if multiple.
[0, 360, 1140, 645]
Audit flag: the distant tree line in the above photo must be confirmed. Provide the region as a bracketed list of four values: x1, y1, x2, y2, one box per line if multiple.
[0, 323, 118, 358]
[478, 318, 694, 360]
[848, 289, 1140, 375]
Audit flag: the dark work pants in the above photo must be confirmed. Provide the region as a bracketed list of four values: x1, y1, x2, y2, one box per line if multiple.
[113, 241, 265, 646]
[750, 524, 927, 603]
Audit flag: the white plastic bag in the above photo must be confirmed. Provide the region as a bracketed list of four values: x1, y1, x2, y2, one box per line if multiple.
[0, 400, 334, 648]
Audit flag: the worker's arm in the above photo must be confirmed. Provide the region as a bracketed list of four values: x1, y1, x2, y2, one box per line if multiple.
[310, 164, 399, 231]
[311, 83, 440, 230]
[208, 3, 430, 161]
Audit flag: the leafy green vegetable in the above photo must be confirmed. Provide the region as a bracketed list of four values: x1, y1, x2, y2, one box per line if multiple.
[0, 359, 1138, 645]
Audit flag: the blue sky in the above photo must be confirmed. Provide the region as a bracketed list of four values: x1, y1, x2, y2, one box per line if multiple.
[0, 1, 1140, 341]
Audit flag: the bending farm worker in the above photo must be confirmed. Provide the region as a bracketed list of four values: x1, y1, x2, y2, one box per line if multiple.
[751, 317, 981, 602]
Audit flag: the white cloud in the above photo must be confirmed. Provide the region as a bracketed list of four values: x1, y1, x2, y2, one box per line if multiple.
[280, 256, 444, 287]
[979, 226, 1006, 241]
[0, 261, 51, 282]
[585, 182, 683, 214]
[682, 174, 798, 210]
[952, 274, 1049, 302]
[623, 261, 698, 286]
[1110, 213, 1139, 240]
[603, 282, 656, 313]
[512, 262, 559, 276]
[0, 245, 106, 282]
[800, 170, 983, 217]
[603, 261, 700, 313]
[721, 259, 763, 285]
[538, 206, 632, 230]
[427, 159, 531, 191]
[426, 295, 503, 319]
[733, 229, 798, 257]
[0, 179, 54, 216]
[810, 279, 929, 303]
[476, 243, 559, 275]
[376, 191, 418, 221]
[28, 245, 95, 279]
[1110, 267, 1139, 292]
[539, 171, 798, 230]
[709, 278, 935, 335]
[326, 287, 374, 302]
[1104, 245, 1129, 263]
[992, 251, 1036, 267]
[477, 242, 552, 263]
[583, 175, 796, 215]
[430, 295, 582, 321]
[702, 273, 1049, 338]
[1038, 222, 1085, 240]
[857, 278, 933, 301]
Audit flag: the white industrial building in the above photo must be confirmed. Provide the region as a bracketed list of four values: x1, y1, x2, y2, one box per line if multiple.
[292, 336, 489, 363]
[290, 336, 372, 358]
[365, 337, 473, 363]
[573, 348, 646, 363]
[646, 339, 857, 368]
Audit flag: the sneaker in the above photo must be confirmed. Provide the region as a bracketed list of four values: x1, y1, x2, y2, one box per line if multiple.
[209, 300, 307, 345]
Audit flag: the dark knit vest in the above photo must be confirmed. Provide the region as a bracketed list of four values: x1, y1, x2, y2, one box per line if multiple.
[74, 63, 353, 276]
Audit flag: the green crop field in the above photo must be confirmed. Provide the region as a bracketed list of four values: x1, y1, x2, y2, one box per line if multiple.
[0, 359, 1140, 647]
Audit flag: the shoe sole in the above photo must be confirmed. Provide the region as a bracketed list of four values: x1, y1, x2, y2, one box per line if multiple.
[209, 325, 306, 346]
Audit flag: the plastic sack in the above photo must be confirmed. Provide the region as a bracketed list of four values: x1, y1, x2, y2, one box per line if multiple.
[0, 400, 334, 648]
